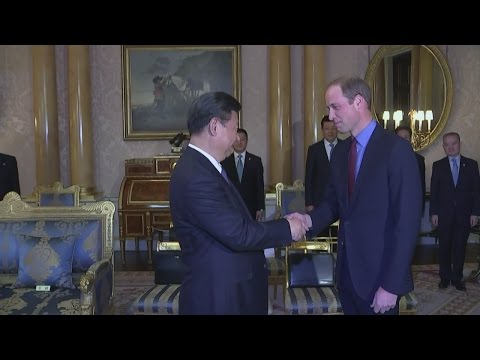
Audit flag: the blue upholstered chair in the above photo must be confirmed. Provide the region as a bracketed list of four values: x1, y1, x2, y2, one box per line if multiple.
[35, 181, 80, 207]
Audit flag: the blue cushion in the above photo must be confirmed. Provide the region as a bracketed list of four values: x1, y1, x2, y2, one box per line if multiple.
[0, 222, 22, 274]
[13, 234, 77, 290]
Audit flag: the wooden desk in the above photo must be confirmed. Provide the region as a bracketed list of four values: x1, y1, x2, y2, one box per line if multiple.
[118, 154, 180, 264]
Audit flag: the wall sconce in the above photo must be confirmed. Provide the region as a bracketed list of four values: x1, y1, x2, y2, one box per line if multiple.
[382, 111, 390, 129]
[425, 110, 433, 131]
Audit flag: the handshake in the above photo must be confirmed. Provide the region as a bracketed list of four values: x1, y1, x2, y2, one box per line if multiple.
[285, 213, 312, 241]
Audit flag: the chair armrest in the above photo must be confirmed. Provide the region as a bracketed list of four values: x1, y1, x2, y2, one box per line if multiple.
[79, 258, 113, 315]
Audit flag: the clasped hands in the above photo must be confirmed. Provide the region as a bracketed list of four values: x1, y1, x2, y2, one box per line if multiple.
[285, 213, 312, 241]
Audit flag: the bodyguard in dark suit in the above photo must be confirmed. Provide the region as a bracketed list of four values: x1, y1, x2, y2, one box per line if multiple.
[395, 125, 426, 212]
[169, 92, 307, 315]
[0, 152, 20, 200]
[221, 128, 265, 221]
[293, 77, 422, 315]
[430, 132, 480, 291]
[305, 115, 343, 236]
[305, 115, 343, 212]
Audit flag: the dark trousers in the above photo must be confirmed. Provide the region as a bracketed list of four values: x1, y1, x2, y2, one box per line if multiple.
[338, 252, 399, 315]
[438, 213, 471, 283]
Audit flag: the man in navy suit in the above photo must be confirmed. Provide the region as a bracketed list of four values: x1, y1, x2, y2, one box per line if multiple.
[221, 128, 265, 221]
[0, 152, 20, 200]
[430, 132, 480, 291]
[289, 77, 422, 315]
[305, 115, 342, 235]
[169, 91, 307, 315]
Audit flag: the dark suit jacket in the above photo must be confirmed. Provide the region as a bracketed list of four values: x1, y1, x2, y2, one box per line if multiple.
[0, 153, 20, 200]
[415, 152, 426, 213]
[169, 146, 292, 315]
[221, 151, 265, 220]
[429, 156, 480, 220]
[309, 124, 422, 300]
[305, 138, 343, 207]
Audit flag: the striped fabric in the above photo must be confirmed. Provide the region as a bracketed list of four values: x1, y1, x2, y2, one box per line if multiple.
[131, 284, 180, 315]
[285, 286, 343, 315]
[285, 288, 417, 315]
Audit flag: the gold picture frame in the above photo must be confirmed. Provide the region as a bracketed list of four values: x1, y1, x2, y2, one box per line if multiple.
[122, 45, 241, 140]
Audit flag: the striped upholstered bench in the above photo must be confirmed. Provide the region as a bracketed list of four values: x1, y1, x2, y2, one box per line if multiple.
[284, 288, 418, 315]
[131, 284, 180, 315]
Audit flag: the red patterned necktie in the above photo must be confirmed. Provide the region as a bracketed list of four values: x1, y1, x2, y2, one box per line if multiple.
[348, 137, 357, 201]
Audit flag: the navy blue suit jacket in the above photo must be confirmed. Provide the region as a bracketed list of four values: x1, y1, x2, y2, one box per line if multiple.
[430, 156, 480, 220]
[309, 123, 422, 300]
[169, 146, 292, 315]
[0, 153, 20, 200]
[221, 151, 265, 220]
[305, 138, 343, 207]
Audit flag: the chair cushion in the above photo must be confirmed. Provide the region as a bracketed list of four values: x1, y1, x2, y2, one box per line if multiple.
[131, 284, 180, 315]
[0, 222, 21, 274]
[285, 286, 343, 315]
[13, 234, 77, 290]
[0, 284, 81, 315]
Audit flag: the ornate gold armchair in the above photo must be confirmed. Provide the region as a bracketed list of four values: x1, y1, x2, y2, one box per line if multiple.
[34, 181, 80, 207]
[0, 192, 115, 315]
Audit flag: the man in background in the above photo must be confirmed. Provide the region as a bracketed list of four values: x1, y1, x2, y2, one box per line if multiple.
[0, 152, 20, 200]
[221, 128, 265, 221]
[430, 132, 480, 291]
[305, 115, 342, 235]
[169, 91, 307, 315]
[395, 125, 426, 213]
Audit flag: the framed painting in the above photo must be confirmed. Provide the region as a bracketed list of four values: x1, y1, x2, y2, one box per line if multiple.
[122, 45, 241, 140]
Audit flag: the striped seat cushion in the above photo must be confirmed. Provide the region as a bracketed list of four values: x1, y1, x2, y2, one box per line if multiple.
[131, 285, 180, 315]
[266, 257, 285, 276]
[285, 287, 417, 315]
[285, 286, 342, 315]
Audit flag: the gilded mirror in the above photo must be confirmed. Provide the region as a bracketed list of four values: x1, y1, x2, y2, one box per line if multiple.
[365, 45, 453, 151]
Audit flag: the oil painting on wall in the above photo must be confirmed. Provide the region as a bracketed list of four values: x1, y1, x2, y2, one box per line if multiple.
[122, 45, 241, 140]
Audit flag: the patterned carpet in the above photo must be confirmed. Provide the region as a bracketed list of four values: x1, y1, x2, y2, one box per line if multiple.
[114, 271, 154, 315]
[113, 265, 480, 315]
[412, 263, 480, 315]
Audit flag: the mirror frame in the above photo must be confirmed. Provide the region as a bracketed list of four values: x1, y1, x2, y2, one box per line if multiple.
[365, 45, 453, 152]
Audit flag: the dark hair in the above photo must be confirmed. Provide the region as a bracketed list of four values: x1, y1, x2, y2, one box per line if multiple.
[327, 76, 372, 110]
[394, 125, 412, 138]
[187, 92, 241, 135]
[320, 115, 333, 128]
[237, 128, 248, 140]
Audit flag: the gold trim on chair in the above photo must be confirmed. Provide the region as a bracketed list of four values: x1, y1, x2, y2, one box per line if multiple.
[34, 181, 81, 207]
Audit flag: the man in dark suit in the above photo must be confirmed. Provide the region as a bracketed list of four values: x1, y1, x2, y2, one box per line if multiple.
[430, 132, 480, 291]
[169, 91, 307, 315]
[0, 152, 20, 200]
[305, 115, 342, 236]
[395, 125, 426, 213]
[289, 77, 422, 315]
[221, 128, 265, 221]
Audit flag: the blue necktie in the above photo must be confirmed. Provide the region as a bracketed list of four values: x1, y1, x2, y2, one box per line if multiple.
[329, 143, 334, 161]
[452, 158, 459, 186]
[236, 154, 243, 182]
